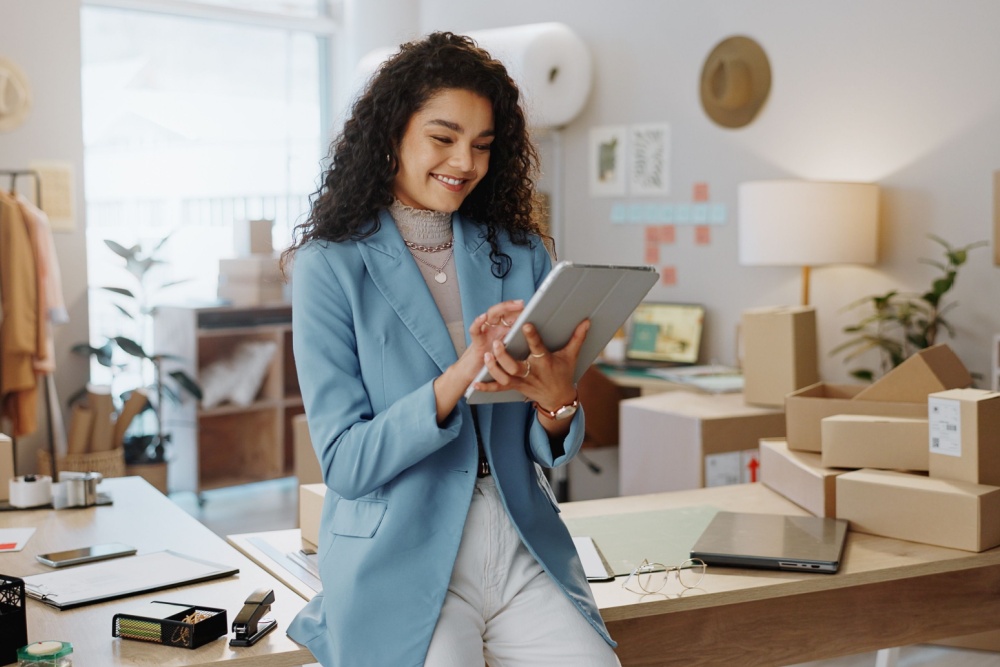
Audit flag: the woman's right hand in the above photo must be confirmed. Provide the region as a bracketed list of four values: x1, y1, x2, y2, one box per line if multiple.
[433, 299, 524, 422]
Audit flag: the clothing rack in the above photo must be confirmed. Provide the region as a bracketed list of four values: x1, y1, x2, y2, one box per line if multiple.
[1, 168, 59, 477]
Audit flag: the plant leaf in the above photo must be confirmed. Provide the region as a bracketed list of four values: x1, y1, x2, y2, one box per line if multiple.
[114, 336, 150, 359]
[170, 370, 203, 400]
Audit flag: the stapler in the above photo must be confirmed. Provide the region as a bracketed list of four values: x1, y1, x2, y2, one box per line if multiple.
[230, 588, 277, 647]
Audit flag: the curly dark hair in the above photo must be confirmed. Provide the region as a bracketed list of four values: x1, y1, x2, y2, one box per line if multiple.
[282, 31, 545, 277]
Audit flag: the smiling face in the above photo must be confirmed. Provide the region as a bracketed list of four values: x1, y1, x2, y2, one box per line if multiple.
[392, 88, 494, 212]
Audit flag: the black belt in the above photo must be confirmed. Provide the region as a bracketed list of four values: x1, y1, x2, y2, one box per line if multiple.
[471, 405, 491, 477]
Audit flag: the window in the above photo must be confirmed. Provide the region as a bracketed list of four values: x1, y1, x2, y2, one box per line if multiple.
[81, 1, 329, 385]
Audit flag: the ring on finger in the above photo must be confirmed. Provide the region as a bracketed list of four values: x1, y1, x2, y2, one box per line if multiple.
[521, 359, 532, 378]
[500, 316, 513, 327]
[530, 352, 547, 358]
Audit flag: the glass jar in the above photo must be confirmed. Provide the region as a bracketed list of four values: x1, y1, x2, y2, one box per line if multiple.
[17, 641, 73, 667]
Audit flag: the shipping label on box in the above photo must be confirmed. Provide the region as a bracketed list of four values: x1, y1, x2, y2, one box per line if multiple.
[929, 396, 962, 457]
[928, 388, 1000, 486]
[705, 449, 760, 486]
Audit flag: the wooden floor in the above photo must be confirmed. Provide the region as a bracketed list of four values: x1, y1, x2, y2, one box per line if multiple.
[169, 478, 1000, 667]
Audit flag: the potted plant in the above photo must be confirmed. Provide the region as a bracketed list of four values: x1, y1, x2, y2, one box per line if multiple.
[70, 234, 201, 484]
[831, 234, 987, 381]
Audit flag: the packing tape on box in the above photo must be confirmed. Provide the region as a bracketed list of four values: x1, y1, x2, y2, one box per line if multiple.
[8, 474, 53, 508]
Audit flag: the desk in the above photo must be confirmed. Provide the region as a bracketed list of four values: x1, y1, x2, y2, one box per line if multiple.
[593, 364, 685, 397]
[1, 477, 314, 667]
[232, 483, 1000, 667]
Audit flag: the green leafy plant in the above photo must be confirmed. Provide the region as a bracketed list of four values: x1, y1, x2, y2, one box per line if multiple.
[71, 234, 201, 463]
[831, 234, 987, 382]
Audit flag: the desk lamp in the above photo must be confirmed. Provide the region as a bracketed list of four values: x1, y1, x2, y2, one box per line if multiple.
[737, 180, 879, 305]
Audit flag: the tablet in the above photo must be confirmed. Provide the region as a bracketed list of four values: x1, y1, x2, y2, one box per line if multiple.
[464, 261, 658, 404]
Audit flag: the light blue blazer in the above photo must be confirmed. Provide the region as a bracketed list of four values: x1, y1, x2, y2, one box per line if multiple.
[286, 210, 613, 666]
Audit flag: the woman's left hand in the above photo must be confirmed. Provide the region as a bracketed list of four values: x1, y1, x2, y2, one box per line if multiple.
[473, 318, 589, 419]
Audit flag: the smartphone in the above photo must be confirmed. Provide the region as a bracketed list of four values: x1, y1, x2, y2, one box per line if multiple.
[36, 542, 137, 568]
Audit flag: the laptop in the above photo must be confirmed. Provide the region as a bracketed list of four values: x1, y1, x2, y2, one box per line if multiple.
[605, 302, 705, 371]
[689, 511, 849, 574]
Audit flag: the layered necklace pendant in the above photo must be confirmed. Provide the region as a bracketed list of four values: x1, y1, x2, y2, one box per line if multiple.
[404, 237, 454, 285]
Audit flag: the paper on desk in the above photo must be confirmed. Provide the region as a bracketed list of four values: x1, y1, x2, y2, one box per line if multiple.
[572, 536, 615, 581]
[22, 550, 238, 609]
[0, 527, 35, 552]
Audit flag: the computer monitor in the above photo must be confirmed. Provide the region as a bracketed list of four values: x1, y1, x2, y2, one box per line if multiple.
[625, 302, 705, 365]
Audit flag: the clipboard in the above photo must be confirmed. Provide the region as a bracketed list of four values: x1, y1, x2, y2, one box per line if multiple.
[465, 261, 658, 404]
[22, 550, 239, 610]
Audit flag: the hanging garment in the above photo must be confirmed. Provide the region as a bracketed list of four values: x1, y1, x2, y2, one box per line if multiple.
[17, 194, 68, 373]
[0, 191, 39, 435]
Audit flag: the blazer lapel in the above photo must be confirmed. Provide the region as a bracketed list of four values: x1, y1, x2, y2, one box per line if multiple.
[452, 214, 504, 445]
[358, 210, 457, 372]
[452, 214, 502, 342]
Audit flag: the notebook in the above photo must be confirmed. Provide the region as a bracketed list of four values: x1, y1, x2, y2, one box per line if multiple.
[689, 511, 849, 574]
[605, 302, 705, 371]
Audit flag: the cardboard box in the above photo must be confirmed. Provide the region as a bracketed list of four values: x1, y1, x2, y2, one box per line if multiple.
[821, 414, 929, 471]
[854, 344, 972, 403]
[0, 434, 13, 502]
[619, 391, 784, 495]
[760, 438, 844, 517]
[741, 306, 819, 408]
[299, 483, 327, 550]
[293, 414, 322, 485]
[784, 383, 926, 453]
[836, 468, 1000, 552]
[217, 280, 286, 306]
[233, 219, 273, 256]
[218, 254, 282, 282]
[928, 388, 1000, 485]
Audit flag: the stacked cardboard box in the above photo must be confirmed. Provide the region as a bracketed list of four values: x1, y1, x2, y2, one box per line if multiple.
[619, 391, 784, 495]
[741, 306, 819, 408]
[217, 254, 286, 306]
[762, 345, 1000, 552]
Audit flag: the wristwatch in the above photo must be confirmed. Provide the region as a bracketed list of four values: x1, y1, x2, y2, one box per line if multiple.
[533, 394, 579, 421]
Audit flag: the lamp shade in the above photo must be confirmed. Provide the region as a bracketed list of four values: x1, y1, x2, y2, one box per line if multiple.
[738, 180, 879, 267]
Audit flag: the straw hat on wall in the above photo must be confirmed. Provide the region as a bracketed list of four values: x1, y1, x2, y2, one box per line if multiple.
[700, 35, 771, 129]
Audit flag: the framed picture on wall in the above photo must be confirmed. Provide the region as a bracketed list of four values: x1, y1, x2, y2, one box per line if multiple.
[628, 123, 671, 196]
[589, 125, 627, 197]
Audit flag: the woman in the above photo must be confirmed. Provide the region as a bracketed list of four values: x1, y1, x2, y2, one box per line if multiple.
[283, 31, 618, 667]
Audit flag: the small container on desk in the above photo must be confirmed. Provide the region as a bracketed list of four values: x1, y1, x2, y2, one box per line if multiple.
[112, 601, 228, 649]
[16, 641, 73, 666]
[0, 575, 27, 665]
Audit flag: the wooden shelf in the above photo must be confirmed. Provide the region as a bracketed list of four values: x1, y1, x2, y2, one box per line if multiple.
[154, 304, 300, 494]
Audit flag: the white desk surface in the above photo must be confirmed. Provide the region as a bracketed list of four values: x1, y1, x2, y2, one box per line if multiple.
[1, 476, 314, 667]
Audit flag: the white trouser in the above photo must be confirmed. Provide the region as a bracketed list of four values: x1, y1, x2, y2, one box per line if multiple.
[424, 475, 620, 667]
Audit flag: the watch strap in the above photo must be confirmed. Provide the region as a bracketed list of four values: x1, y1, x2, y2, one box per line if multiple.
[533, 394, 579, 420]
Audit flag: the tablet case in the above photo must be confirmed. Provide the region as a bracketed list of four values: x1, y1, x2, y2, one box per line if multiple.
[465, 261, 658, 404]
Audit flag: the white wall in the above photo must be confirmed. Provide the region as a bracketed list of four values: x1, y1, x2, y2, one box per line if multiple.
[6, 0, 1000, 477]
[1, 0, 90, 471]
[408, 0, 1000, 384]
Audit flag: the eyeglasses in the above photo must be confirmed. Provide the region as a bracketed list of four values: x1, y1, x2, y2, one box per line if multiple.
[621, 558, 706, 595]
